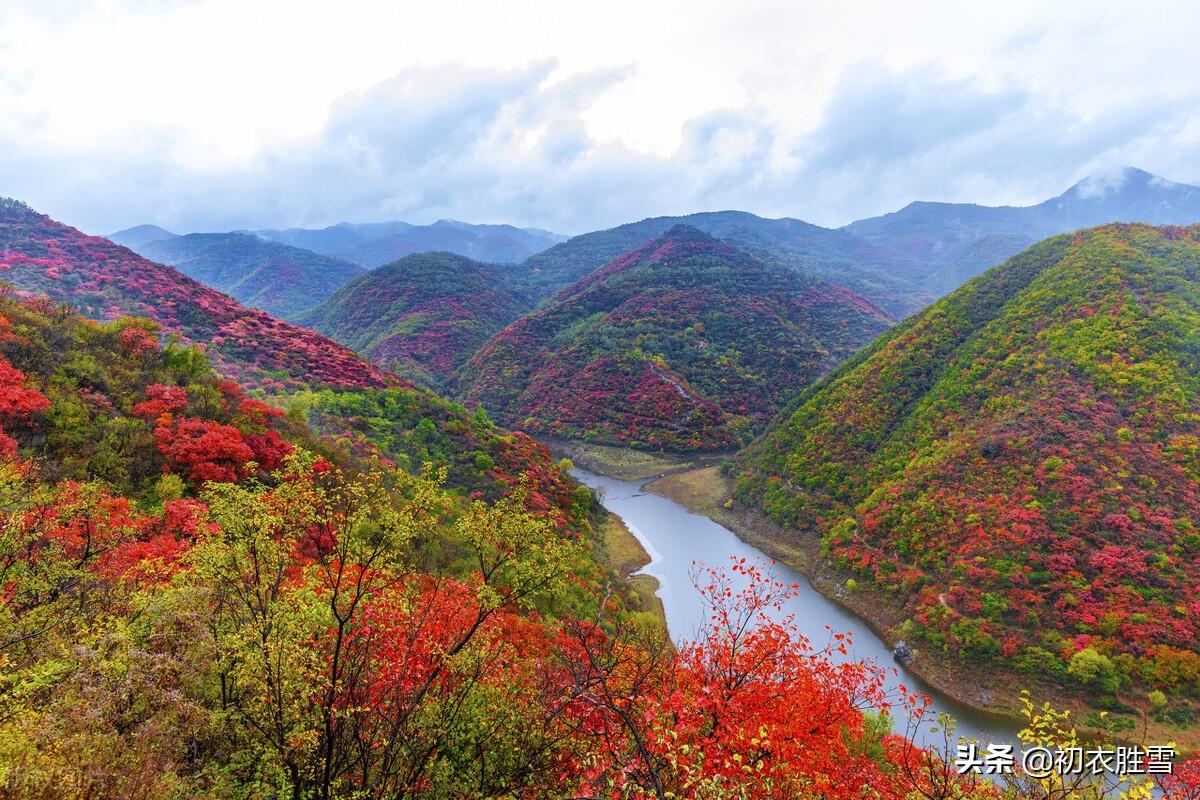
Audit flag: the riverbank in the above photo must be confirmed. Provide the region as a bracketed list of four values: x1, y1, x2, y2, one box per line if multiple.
[646, 465, 1199, 753]
[549, 438, 728, 482]
[597, 511, 665, 624]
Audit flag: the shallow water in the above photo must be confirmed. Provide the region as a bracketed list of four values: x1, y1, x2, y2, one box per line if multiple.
[575, 467, 1022, 750]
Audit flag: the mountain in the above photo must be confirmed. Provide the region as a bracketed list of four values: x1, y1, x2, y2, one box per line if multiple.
[845, 167, 1200, 297]
[0, 198, 605, 506]
[0, 198, 387, 391]
[734, 223, 1200, 703]
[0, 277, 970, 800]
[457, 225, 893, 451]
[515, 210, 928, 317]
[256, 219, 566, 267]
[135, 232, 366, 318]
[107, 223, 177, 249]
[297, 252, 531, 388]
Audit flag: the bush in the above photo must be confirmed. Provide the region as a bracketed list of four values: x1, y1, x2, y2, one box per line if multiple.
[1067, 647, 1120, 694]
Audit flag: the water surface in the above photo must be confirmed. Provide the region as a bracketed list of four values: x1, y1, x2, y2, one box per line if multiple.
[575, 467, 1021, 749]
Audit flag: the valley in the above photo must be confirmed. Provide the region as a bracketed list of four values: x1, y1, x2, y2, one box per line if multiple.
[3, 174, 1200, 796]
[10, 4, 1200, 795]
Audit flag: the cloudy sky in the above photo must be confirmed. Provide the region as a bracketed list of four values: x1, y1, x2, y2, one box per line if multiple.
[2, 0, 1198, 235]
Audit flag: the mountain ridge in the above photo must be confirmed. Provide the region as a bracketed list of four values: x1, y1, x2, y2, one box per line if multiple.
[458, 224, 893, 450]
[0, 198, 388, 391]
[734, 222, 1200, 706]
[136, 232, 366, 318]
[298, 251, 531, 388]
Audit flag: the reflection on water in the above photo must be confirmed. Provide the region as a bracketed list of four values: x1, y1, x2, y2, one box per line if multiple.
[575, 467, 1021, 749]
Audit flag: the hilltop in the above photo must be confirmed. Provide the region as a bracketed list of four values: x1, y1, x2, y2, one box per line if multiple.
[517, 210, 927, 316]
[297, 251, 530, 388]
[458, 225, 892, 450]
[107, 223, 177, 249]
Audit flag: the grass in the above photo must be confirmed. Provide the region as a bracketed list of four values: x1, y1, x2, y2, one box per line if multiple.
[552, 440, 692, 481]
[598, 512, 665, 621]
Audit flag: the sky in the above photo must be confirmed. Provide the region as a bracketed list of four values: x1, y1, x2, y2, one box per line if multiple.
[2, 0, 1199, 235]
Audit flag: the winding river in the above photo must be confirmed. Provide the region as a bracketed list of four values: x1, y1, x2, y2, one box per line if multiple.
[574, 467, 1021, 750]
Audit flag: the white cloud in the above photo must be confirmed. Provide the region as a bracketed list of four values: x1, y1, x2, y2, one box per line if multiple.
[0, 0, 1199, 234]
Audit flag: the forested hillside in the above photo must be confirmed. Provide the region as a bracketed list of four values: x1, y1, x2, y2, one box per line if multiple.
[298, 252, 531, 388]
[0, 261, 982, 800]
[459, 225, 892, 450]
[735, 223, 1200, 722]
[137, 232, 366, 318]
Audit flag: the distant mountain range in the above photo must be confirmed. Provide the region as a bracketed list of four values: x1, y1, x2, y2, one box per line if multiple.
[105, 167, 1200, 326]
[845, 166, 1200, 296]
[252, 219, 567, 267]
[517, 210, 925, 316]
[137, 233, 366, 318]
[105, 219, 565, 318]
[521, 168, 1200, 316]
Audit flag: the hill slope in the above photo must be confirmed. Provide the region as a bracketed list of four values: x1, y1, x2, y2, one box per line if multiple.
[257, 219, 565, 267]
[845, 167, 1200, 297]
[297, 252, 530, 388]
[734, 223, 1200, 703]
[0, 198, 387, 391]
[458, 225, 893, 451]
[517, 210, 926, 316]
[137, 232, 366, 318]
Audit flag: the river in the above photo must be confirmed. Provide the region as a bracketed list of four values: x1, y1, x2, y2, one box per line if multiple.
[574, 467, 1022, 750]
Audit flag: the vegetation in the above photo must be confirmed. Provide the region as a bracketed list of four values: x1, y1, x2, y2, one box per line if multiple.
[735, 223, 1200, 718]
[298, 252, 531, 388]
[137, 232, 366, 318]
[458, 225, 893, 451]
[0, 202, 1197, 798]
[0, 269, 960, 799]
[0, 199, 387, 391]
[517, 210, 928, 315]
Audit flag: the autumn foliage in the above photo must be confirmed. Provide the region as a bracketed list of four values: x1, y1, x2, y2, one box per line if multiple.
[457, 225, 892, 451]
[736, 224, 1200, 725]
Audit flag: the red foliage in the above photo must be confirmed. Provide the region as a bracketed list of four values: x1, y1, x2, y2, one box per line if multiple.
[554, 559, 931, 798]
[154, 416, 256, 484]
[1162, 757, 1200, 800]
[0, 202, 394, 391]
[133, 384, 189, 420]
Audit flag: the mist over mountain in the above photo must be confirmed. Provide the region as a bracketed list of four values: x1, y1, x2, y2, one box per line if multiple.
[135, 233, 366, 318]
[255, 219, 566, 267]
[845, 167, 1200, 296]
[107, 223, 178, 249]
